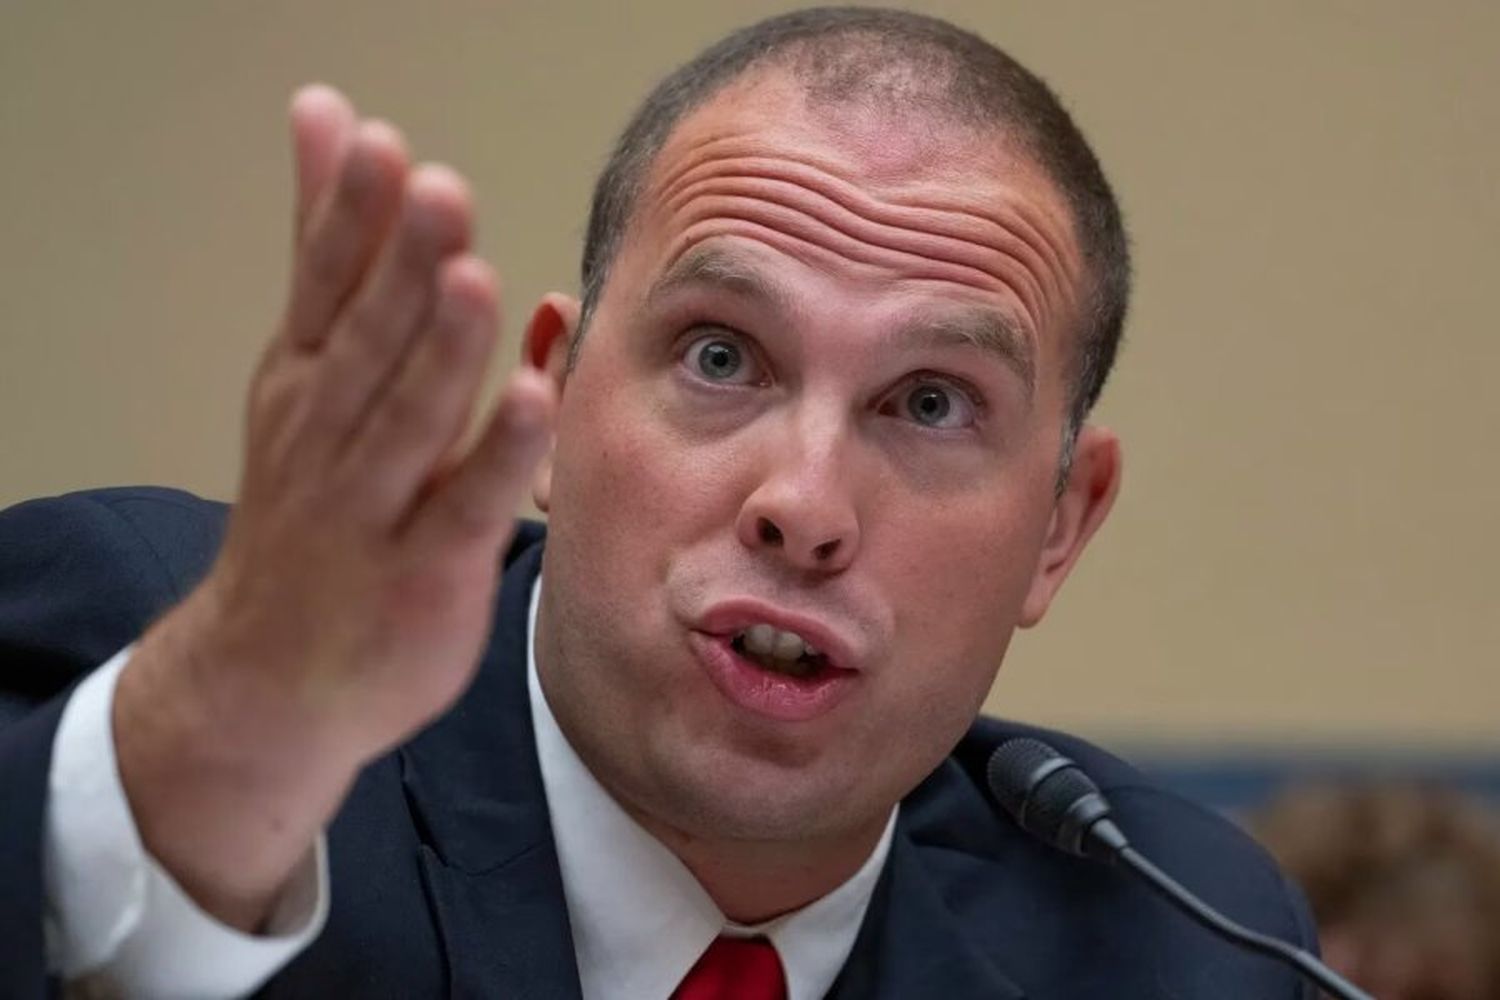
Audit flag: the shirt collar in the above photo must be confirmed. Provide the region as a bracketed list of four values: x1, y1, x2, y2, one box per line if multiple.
[527, 577, 895, 1000]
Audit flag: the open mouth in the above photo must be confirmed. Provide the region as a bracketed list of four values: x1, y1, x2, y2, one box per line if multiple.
[691, 612, 858, 721]
[729, 623, 829, 680]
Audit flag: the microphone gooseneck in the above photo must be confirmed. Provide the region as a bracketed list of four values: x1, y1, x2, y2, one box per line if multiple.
[986, 737, 1374, 1000]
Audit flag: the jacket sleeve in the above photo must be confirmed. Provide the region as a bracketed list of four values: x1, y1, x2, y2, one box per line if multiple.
[0, 487, 225, 998]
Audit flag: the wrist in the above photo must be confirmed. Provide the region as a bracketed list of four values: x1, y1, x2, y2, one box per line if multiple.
[111, 585, 360, 930]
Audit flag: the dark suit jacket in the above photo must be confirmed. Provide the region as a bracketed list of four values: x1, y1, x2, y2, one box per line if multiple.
[0, 487, 1318, 999]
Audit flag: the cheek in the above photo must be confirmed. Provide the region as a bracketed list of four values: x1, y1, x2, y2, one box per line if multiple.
[551, 370, 731, 560]
[879, 490, 1047, 667]
[863, 510, 1035, 763]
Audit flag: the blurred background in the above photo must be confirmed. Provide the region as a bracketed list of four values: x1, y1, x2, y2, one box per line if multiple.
[2, 2, 1496, 810]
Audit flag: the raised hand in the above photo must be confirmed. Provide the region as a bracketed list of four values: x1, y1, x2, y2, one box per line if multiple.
[112, 85, 557, 930]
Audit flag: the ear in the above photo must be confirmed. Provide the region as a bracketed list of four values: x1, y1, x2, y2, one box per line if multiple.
[523, 292, 579, 376]
[523, 293, 580, 513]
[1018, 425, 1122, 627]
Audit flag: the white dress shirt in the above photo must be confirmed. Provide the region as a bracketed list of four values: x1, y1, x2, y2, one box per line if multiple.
[43, 648, 328, 998]
[42, 578, 895, 998]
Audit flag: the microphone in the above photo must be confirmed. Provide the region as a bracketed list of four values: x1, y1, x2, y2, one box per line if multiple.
[986, 737, 1373, 1000]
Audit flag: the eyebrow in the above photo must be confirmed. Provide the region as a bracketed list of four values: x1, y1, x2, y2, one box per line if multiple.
[646, 245, 796, 315]
[902, 312, 1036, 401]
[646, 244, 1035, 397]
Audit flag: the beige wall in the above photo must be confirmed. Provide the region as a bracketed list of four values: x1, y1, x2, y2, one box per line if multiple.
[2, 2, 1495, 750]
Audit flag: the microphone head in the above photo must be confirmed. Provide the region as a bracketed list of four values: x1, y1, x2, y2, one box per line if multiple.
[987, 737, 1127, 859]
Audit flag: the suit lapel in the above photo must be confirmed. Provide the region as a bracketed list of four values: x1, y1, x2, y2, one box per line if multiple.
[398, 535, 583, 999]
[828, 828, 1029, 999]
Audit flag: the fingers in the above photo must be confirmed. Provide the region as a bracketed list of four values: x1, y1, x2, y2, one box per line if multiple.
[270, 89, 543, 550]
[341, 254, 501, 518]
[289, 85, 357, 241]
[304, 164, 473, 447]
[283, 120, 409, 351]
[404, 367, 557, 553]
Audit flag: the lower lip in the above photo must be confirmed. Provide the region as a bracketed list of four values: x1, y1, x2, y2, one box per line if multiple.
[689, 632, 858, 722]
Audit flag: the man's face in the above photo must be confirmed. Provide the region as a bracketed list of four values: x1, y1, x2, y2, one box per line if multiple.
[534, 71, 1100, 852]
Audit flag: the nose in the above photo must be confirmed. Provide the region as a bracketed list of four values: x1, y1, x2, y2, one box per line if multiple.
[735, 413, 862, 574]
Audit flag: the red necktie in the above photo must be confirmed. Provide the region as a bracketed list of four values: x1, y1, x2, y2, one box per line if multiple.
[671, 935, 788, 1000]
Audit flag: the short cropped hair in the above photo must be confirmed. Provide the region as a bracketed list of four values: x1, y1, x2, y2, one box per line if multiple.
[578, 6, 1131, 442]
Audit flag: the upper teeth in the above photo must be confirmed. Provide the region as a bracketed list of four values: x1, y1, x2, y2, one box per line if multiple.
[740, 623, 820, 661]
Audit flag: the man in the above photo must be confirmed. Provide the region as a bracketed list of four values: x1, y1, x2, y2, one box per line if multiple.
[0, 8, 1318, 998]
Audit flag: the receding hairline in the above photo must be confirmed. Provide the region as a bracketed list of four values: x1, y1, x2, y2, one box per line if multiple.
[589, 57, 1080, 323]
[609, 40, 1081, 266]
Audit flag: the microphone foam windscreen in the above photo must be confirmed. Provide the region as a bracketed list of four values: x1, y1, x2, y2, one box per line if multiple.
[986, 737, 1059, 816]
[987, 737, 1102, 847]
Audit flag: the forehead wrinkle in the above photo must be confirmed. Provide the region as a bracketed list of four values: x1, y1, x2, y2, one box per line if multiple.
[665, 191, 1052, 341]
[662, 166, 1055, 293]
[653, 136, 1079, 319]
[703, 147, 1077, 309]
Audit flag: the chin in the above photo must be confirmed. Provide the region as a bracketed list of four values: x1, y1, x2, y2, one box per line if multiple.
[642, 735, 878, 842]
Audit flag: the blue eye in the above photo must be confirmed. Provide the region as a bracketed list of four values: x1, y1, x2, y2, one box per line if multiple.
[683, 333, 760, 385]
[894, 381, 976, 429]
